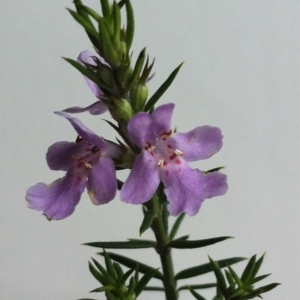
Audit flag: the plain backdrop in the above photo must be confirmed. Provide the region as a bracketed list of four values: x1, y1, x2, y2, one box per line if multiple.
[1, 0, 299, 299]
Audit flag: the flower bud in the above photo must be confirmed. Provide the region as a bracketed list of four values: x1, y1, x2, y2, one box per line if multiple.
[109, 97, 133, 122]
[130, 82, 148, 113]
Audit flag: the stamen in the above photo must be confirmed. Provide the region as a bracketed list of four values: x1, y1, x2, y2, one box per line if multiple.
[145, 142, 154, 151]
[174, 149, 183, 156]
[85, 163, 93, 170]
[157, 159, 164, 167]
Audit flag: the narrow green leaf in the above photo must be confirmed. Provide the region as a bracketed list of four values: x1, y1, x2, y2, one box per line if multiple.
[113, 262, 124, 283]
[250, 253, 265, 280]
[100, 0, 111, 17]
[76, 4, 101, 22]
[103, 250, 117, 279]
[204, 166, 226, 173]
[73, 0, 93, 24]
[106, 291, 120, 300]
[117, 0, 126, 9]
[209, 256, 227, 296]
[175, 257, 246, 280]
[227, 265, 243, 288]
[225, 269, 236, 293]
[90, 285, 115, 293]
[250, 273, 271, 284]
[91, 258, 117, 285]
[169, 213, 185, 240]
[241, 254, 256, 283]
[229, 288, 245, 299]
[144, 62, 184, 112]
[83, 240, 155, 249]
[74, 0, 100, 49]
[134, 265, 139, 284]
[255, 283, 280, 294]
[67, 9, 98, 39]
[129, 48, 146, 87]
[63, 58, 111, 91]
[73, 0, 100, 48]
[127, 276, 136, 296]
[188, 286, 207, 300]
[88, 261, 107, 285]
[139, 208, 156, 236]
[121, 268, 135, 284]
[143, 286, 165, 291]
[99, 252, 164, 280]
[125, 0, 134, 50]
[127, 238, 156, 246]
[178, 283, 216, 291]
[238, 283, 280, 300]
[168, 236, 232, 249]
[99, 20, 118, 67]
[135, 269, 159, 296]
[172, 235, 190, 241]
[112, 2, 121, 46]
[77, 298, 98, 300]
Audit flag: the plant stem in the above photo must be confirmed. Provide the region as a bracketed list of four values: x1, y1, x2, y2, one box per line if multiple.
[149, 195, 177, 300]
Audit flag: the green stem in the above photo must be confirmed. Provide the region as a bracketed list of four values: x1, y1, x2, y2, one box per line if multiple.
[149, 195, 177, 300]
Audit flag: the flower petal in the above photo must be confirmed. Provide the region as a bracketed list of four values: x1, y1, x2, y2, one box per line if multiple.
[63, 101, 107, 115]
[77, 50, 107, 99]
[26, 171, 86, 220]
[86, 157, 117, 204]
[46, 141, 77, 171]
[127, 103, 175, 147]
[151, 103, 174, 134]
[174, 126, 223, 161]
[202, 171, 228, 199]
[55, 112, 106, 150]
[121, 151, 160, 204]
[162, 163, 227, 216]
[127, 112, 153, 147]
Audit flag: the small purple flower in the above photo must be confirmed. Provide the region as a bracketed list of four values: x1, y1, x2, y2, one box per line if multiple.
[63, 51, 108, 115]
[26, 112, 119, 220]
[120, 103, 228, 216]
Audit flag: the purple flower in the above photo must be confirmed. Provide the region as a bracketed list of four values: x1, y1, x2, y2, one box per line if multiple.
[120, 103, 228, 216]
[26, 112, 119, 220]
[63, 51, 108, 115]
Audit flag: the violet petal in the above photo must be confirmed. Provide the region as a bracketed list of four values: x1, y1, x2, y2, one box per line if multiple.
[127, 112, 153, 147]
[55, 112, 106, 150]
[127, 103, 175, 147]
[121, 151, 160, 204]
[174, 126, 223, 161]
[86, 157, 117, 205]
[162, 163, 227, 216]
[26, 171, 86, 220]
[151, 103, 174, 135]
[46, 141, 77, 171]
[63, 101, 107, 115]
[77, 50, 107, 99]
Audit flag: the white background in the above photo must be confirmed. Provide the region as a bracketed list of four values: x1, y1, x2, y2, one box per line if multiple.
[1, 0, 299, 299]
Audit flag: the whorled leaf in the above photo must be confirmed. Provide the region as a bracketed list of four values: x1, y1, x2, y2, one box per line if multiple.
[168, 236, 232, 249]
[175, 257, 246, 280]
[98, 251, 164, 280]
[83, 240, 156, 249]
